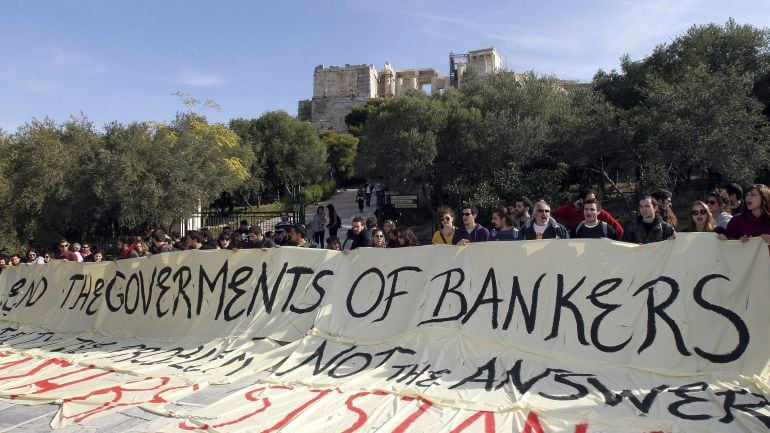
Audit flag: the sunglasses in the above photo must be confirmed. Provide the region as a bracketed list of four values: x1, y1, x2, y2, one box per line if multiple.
[691, 209, 708, 216]
[440, 216, 451, 221]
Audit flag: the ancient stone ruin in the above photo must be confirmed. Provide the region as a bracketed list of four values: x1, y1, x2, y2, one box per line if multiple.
[298, 47, 503, 132]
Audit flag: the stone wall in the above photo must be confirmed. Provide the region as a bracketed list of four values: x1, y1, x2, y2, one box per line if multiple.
[310, 64, 378, 131]
[313, 64, 378, 99]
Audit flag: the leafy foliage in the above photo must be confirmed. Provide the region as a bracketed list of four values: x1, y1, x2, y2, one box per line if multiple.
[594, 19, 770, 191]
[231, 111, 328, 202]
[319, 130, 358, 180]
[0, 113, 254, 254]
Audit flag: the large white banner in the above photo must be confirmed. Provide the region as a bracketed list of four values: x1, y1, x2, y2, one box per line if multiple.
[1, 234, 769, 431]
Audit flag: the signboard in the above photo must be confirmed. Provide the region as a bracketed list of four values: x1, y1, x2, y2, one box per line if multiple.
[389, 194, 418, 208]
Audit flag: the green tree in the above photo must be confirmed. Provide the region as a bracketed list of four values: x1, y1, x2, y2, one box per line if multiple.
[319, 130, 358, 181]
[344, 99, 383, 137]
[0, 129, 21, 254]
[458, 71, 573, 205]
[251, 111, 328, 201]
[594, 19, 770, 190]
[432, 88, 486, 205]
[629, 66, 769, 190]
[5, 118, 80, 246]
[555, 86, 629, 197]
[229, 118, 266, 204]
[100, 113, 252, 232]
[357, 91, 445, 203]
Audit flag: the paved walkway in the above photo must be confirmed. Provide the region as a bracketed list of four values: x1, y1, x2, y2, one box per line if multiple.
[303, 188, 379, 244]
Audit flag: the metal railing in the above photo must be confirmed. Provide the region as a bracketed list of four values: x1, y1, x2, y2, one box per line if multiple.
[182, 211, 297, 238]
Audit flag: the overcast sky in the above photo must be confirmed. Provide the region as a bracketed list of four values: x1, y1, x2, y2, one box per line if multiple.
[1, 0, 768, 132]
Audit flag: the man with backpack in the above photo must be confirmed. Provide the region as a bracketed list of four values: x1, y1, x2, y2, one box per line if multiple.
[571, 198, 619, 240]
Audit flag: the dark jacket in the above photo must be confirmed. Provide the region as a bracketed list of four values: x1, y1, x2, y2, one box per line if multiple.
[622, 215, 675, 244]
[520, 218, 569, 240]
[345, 229, 370, 250]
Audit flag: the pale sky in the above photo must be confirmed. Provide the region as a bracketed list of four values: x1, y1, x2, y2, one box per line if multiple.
[1, 0, 768, 132]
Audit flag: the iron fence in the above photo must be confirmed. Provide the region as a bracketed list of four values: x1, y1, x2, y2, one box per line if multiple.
[182, 211, 298, 238]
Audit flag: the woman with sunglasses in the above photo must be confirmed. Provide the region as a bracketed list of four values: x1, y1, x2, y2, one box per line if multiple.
[706, 189, 732, 231]
[687, 201, 716, 233]
[721, 184, 770, 244]
[370, 228, 388, 248]
[431, 206, 456, 245]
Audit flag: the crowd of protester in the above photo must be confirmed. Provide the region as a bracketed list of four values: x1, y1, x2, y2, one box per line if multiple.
[421, 183, 770, 248]
[1, 183, 768, 274]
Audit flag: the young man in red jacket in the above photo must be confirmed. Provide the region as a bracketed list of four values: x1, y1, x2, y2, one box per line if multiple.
[554, 188, 624, 239]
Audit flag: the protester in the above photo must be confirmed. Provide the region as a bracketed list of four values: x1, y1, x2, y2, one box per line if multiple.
[0, 257, 6, 273]
[395, 227, 419, 247]
[344, 216, 370, 250]
[622, 196, 676, 244]
[9, 254, 22, 266]
[228, 231, 244, 249]
[512, 196, 532, 229]
[326, 237, 342, 251]
[326, 204, 341, 238]
[309, 205, 327, 247]
[80, 243, 92, 261]
[721, 184, 770, 243]
[274, 211, 293, 246]
[213, 233, 228, 249]
[706, 189, 732, 231]
[184, 231, 204, 250]
[652, 189, 678, 230]
[198, 228, 218, 250]
[571, 198, 619, 239]
[365, 216, 378, 236]
[54, 239, 80, 261]
[454, 205, 490, 245]
[725, 183, 744, 216]
[555, 188, 624, 238]
[245, 226, 275, 249]
[286, 224, 316, 248]
[383, 219, 399, 248]
[150, 228, 174, 254]
[70, 243, 85, 262]
[370, 228, 388, 248]
[431, 207, 456, 245]
[116, 236, 139, 259]
[237, 219, 250, 239]
[25, 248, 44, 264]
[520, 200, 569, 240]
[490, 206, 520, 241]
[687, 201, 716, 233]
[134, 242, 151, 257]
[87, 246, 104, 263]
